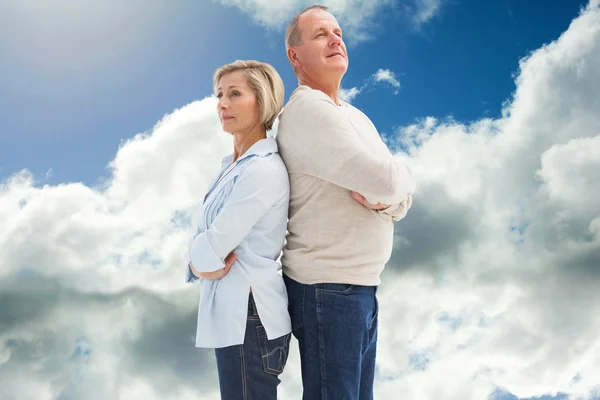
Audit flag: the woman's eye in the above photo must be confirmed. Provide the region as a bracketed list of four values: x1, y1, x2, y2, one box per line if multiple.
[216, 93, 223, 99]
[231, 91, 240, 96]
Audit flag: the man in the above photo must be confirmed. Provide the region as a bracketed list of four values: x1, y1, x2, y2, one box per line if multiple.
[276, 5, 416, 399]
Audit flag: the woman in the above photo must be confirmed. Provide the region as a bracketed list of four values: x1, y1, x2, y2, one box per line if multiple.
[185, 60, 292, 399]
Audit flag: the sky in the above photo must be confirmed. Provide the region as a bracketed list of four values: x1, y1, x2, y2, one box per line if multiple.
[1, 0, 599, 399]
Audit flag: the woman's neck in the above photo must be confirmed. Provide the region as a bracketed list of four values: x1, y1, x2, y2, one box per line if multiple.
[232, 125, 266, 163]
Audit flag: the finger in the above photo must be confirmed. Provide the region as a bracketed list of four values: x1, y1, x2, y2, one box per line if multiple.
[200, 272, 221, 280]
[363, 199, 378, 208]
[365, 201, 387, 210]
[225, 254, 237, 268]
[351, 192, 366, 205]
[223, 259, 236, 274]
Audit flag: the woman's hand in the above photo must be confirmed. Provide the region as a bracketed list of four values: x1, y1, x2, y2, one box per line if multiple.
[189, 252, 238, 280]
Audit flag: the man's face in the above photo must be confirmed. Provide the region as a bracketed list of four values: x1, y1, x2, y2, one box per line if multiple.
[293, 8, 348, 82]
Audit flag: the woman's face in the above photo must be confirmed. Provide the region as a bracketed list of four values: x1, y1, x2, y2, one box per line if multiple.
[216, 71, 261, 134]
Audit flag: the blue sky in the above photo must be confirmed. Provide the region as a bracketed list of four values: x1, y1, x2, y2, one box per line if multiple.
[0, 0, 587, 186]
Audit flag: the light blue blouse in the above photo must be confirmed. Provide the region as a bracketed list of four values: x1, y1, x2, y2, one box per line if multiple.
[185, 137, 292, 348]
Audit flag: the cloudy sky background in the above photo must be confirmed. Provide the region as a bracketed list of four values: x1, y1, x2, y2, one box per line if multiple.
[1, 0, 599, 399]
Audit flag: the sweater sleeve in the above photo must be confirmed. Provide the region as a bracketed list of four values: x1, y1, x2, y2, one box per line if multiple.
[378, 193, 413, 221]
[283, 91, 415, 205]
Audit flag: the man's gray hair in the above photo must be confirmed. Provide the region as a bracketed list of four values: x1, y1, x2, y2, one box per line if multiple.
[285, 5, 329, 49]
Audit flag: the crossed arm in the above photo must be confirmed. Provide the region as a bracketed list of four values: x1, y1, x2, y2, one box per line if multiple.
[185, 161, 286, 282]
[285, 91, 416, 217]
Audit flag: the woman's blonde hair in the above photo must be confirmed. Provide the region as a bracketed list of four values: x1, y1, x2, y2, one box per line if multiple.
[213, 60, 284, 131]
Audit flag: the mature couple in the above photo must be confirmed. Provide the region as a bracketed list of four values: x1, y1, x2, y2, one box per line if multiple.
[185, 5, 415, 400]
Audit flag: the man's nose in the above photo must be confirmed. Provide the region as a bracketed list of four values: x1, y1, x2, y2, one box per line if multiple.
[328, 32, 341, 46]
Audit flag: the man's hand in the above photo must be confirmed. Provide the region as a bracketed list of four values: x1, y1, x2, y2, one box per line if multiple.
[189, 252, 238, 280]
[351, 191, 391, 211]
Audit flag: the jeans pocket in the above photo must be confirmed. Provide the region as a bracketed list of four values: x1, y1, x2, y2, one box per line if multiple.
[315, 282, 355, 295]
[256, 327, 291, 376]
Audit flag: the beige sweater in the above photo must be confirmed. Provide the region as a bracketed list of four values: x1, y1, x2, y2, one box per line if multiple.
[276, 85, 416, 286]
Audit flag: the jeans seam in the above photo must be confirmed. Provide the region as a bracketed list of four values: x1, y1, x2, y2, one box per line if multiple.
[239, 345, 247, 400]
[316, 290, 328, 400]
[263, 347, 284, 358]
[298, 281, 306, 330]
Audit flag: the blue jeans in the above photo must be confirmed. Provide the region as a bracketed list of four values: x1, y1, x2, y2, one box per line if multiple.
[283, 274, 379, 400]
[215, 292, 292, 400]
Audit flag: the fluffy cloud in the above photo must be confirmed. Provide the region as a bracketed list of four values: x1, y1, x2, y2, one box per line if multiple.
[339, 86, 363, 103]
[0, 98, 231, 293]
[373, 68, 401, 92]
[1, 1, 600, 400]
[0, 278, 220, 400]
[340, 68, 401, 102]
[0, 98, 231, 399]
[379, 1, 600, 398]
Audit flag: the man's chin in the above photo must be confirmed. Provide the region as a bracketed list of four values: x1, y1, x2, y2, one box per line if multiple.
[331, 64, 348, 76]
[324, 61, 348, 74]
[304, 64, 347, 82]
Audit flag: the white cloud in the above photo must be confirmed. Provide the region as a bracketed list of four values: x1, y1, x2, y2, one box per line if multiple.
[411, 0, 444, 27]
[0, 97, 233, 397]
[536, 136, 600, 210]
[340, 68, 402, 103]
[0, 280, 222, 400]
[373, 68, 401, 93]
[339, 86, 363, 102]
[0, 96, 232, 293]
[1, 1, 600, 399]
[378, 1, 600, 398]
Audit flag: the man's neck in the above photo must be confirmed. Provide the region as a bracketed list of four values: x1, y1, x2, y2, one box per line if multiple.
[298, 76, 342, 106]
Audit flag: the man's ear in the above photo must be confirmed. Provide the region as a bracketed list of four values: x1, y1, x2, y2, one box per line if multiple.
[287, 48, 300, 68]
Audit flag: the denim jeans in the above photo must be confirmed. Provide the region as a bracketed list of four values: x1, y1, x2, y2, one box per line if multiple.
[283, 274, 379, 400]
[215, 292, 292, 400]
